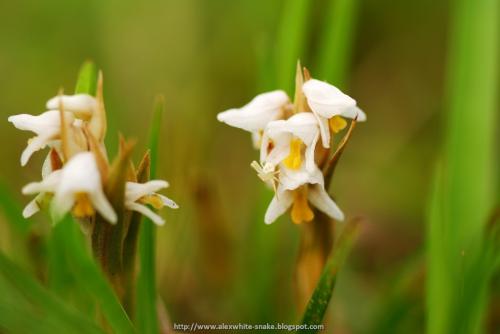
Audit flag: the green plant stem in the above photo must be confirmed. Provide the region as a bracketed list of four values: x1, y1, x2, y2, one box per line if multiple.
[299, 221, 359, 332]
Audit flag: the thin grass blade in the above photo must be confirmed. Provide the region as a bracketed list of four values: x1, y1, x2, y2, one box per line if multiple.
[275, 0, 311, 94]
[75, 61, 98, 96]
[426, 0, 498, 332]
[0, 250, 104, 334]
[136, 96, 164, 333]
[316, 0, 360, 88]
[60, 217, 136, 334]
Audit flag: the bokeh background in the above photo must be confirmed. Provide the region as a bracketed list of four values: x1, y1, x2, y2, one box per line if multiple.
[0, 0, 496, 333]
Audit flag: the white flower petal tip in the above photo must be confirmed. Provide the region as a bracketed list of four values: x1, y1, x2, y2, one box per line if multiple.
[352, 106, 367, 122]
[308, 185, 344, 221]
[159, 194, 179, 209]
[22, 198, 40, 218]
[128, 202, 165, 225]
[264, 191, 293, 225]
[50, 152, 117, 224]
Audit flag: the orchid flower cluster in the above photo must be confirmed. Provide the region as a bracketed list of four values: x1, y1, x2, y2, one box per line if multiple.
[217, 66, 366, 225]
[8, 73, 178, 227]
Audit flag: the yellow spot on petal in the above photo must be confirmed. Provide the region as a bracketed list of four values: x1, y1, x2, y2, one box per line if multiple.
[283, 138, 303, 170]
[139, 194, 163, 209]
[291, 186, 314, 224]
[329, 116, 347, 133]
[73, 193, 95, 218]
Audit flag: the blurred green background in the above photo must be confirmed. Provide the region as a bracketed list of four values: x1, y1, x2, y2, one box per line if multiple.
[0, 0, 496, 333]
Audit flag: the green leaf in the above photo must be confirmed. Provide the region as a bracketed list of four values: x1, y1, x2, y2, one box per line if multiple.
[316, 0, 360, 88]
[0, 250, 104, 334]
[0, 181, 30, 235]
[300, 221, 359, 332]
[275, 0, 311, 94]
[136, 96, 164, 333]
[60, 217, 136, 334]
[75, 61, 98, 96]
[426, 0, 498, 332]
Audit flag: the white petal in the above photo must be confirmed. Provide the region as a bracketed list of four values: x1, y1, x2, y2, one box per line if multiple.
[341, 105, 367, 121]
[51, 190, 75, 223]
[305, 131, 320, 172]
[313, 112, 331, 148]
[264, 189, 293, 224]
[217, 90, 288, 132]
[46, 94, 97, 119]
[22, 170, 62, 195]
[279, 163, 315, 190]
[308, 185, 344, 221]
[158, 194, 179, 209]
[20, 134, 54, 166]
[128, 202, 165, 226]
[125, 180, 169, 203]
[41, 152, 53, 178]
[8, 110, 68, 135]
[251, 131, 262, 149]
[303, 79, 356, 119]
[90, 189, 117, 224]
[22, 197, 40, 218]
[281, 112, 319, 144]
[57, 152, 102, 194]
[264, 140, 290, 167]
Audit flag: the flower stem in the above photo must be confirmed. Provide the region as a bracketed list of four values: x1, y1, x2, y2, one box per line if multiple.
[295, 211, 334, 313]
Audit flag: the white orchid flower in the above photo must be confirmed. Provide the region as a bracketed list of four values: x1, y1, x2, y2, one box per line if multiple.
[24, 152, 116, 223]
[125, 180, 178, 226]
[302, 79, 366, 148]
[264, 164, 344, 225]
[8, 110, 75, 166]
[259, 112, 320, 174]
[46, 94, 97, 121]
[217, 90, 290, 148]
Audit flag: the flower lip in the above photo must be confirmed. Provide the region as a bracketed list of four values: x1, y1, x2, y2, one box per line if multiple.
[51, 152, 117, 224]
[264, 166, 344, 224]
[260, 112, 320, 173]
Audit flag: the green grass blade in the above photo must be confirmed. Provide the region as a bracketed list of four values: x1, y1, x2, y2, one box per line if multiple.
[136, 96, 164, 333]
[0, 182, 30, 235]
[275, 0, 311, 93]
[426, 165, 451, 333]
[426, 0, 498, 332]
[0, 250, 104, 334]
[75, 61, 98, 95]
[299, 221, 359, 332]
[316, 0, 360, 88]
[60, 217, 136, 334]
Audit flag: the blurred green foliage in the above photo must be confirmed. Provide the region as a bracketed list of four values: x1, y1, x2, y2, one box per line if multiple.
[0, 0, 497, 333]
